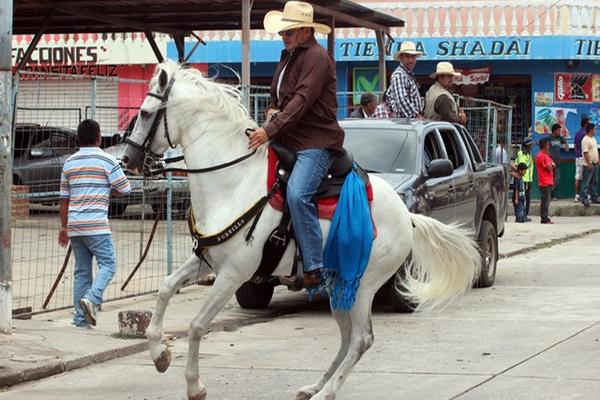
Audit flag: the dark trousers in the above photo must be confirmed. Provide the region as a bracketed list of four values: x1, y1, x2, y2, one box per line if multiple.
[551, 166, 560, 198]
[580, 164, 599, 204]
[514, 198, 526, 222]
[540, 185, 553, 222]
[524, 182, 532, 216]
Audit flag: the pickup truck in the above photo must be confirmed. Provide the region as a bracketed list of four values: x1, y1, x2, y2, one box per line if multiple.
[341, 119, 508, 312]
[234, 119, 507, 312]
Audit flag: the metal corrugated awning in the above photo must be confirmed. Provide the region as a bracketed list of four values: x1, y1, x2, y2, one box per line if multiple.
[13, 0, 404, 35]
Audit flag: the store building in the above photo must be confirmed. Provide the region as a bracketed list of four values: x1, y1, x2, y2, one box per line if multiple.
[169, 0, 599, 198]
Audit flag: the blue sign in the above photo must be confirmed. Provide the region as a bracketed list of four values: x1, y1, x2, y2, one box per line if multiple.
[170, 36, 600, 63]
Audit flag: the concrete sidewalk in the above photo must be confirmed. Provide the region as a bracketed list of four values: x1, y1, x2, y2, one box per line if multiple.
[2, 216, 600, 390]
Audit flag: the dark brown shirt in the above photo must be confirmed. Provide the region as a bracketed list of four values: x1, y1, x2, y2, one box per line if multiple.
[263, 36, 344, 152]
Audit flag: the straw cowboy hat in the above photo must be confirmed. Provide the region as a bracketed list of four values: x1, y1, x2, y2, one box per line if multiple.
[263, 1, 332, 35]
[430, 62, 462, 78]
[393, 41, 423, 59]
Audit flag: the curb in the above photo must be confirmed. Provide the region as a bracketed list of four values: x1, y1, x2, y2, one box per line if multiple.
[499, 228, 600, 259]
[0, 306, 305, 389]
[0, 341, 148, 388]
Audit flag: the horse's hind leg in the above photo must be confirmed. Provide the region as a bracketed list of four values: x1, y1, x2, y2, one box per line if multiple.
[296, 310, 351, 400]
[311, 289, 376, 400]
[185, 270, 250, 400]
[148, 255, 202, 373]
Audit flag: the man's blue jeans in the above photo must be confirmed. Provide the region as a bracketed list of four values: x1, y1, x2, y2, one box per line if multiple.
[287, 149, 333, 272]
[70, 234, 116, 326]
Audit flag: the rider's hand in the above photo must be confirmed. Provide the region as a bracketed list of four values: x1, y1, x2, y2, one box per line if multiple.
[458, 112, 467, 124]
[248, 128, 269, 150]
[265, 108, 280, 121]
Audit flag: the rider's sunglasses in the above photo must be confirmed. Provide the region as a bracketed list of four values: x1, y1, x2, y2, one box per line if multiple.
[279, 29, 298, 37]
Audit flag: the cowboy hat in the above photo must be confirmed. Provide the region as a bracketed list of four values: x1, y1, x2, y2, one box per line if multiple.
[429, 62, 462, 78]
[263, 1, 331, 35]
[393, 41, 423, 59]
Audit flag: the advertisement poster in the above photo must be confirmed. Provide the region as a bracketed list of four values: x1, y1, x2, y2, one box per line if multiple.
[454, 67, 491, 86]
[554, 73, 593, 103]
[534, 106, 577, 138]
[534, 92, 554, 106]
[593, 74, 600, 103]
[352, 67, 379, 105]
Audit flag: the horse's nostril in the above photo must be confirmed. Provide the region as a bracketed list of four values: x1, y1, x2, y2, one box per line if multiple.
[122, 155, 129, 165]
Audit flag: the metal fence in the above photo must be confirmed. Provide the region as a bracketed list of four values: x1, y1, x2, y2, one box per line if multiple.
[11, 71, 193, 316]
[457, 96, 513, 164]
[10, 75, 512, 317]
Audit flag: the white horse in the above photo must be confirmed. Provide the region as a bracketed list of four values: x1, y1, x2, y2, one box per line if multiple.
[122, 61, 480, 400]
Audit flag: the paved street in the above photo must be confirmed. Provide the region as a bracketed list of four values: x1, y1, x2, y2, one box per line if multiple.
[2, 223, 600, 400]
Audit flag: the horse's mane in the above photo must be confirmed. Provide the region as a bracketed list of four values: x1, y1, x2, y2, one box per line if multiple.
[153, 60, 258, 134]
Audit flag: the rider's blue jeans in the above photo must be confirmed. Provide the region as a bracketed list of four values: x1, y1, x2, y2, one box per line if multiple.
[287, 148, 333, 272]
[70, 234, 116, 326]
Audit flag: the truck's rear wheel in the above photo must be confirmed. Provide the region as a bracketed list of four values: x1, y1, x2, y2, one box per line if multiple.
[475, 220, 497, 288]
[235, 282, 274, 309]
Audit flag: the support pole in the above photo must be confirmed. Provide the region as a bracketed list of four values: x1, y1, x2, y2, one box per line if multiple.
[241, 0, 251, 109]
[327, 17, 336, 57]
[173, 35, 185, 64]
[0, 0, 13, 334]
[375, 30, 387, 92]
[145, 32, 164, 63]
[15, 10, 54, 72]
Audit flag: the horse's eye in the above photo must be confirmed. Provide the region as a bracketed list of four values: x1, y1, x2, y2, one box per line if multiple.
[140, 110, 150, 119]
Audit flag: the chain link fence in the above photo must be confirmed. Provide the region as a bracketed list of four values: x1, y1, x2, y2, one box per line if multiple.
[11, 71, 193, 316]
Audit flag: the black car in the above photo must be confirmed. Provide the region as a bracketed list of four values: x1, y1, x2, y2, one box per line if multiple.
[12, 124, 79, 203]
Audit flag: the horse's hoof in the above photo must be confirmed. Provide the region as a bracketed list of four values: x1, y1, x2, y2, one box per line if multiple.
[296, 385, 319, 400]
[188, 388, 207, 400]
[154, 348, 171, 373]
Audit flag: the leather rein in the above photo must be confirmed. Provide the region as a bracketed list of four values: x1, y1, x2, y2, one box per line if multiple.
[125, 74, 272, 263]
[125, 75, 257, 177]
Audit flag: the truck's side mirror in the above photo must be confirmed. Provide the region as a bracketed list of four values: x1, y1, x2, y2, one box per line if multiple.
[30, 148, 54, 158]
[427, 159, 454, 179]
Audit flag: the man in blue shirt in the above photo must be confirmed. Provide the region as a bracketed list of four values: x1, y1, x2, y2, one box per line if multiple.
[548, 123, 569, 199]
[573, 116, 591, 202]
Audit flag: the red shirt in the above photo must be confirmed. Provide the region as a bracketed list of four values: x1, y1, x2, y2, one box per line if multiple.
[536, 151, 554, 187]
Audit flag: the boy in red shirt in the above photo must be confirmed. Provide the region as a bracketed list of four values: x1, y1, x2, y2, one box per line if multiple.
[536, 138, 555, 224]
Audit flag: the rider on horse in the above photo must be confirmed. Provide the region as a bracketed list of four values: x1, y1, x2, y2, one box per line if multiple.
[248, 1, 344, 287]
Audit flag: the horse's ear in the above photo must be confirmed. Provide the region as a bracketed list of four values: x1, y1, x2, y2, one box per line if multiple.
[159, 69, 168, 89]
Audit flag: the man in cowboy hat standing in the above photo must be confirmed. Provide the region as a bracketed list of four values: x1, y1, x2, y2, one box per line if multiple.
[248, 1, 343, 287]
[385, 41, 424, 119]
[424, 62, 467, 124]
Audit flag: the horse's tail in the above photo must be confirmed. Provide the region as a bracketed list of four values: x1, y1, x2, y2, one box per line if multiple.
[402, 213, 480, 311]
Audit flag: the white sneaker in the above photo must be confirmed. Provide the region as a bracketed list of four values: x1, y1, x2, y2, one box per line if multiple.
[79, 298, 98, 326]
[574, 194, 580, 202]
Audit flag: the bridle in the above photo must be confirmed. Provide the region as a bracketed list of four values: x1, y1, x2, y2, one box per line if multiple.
[124, 75, 177, 166]
[125, 74, 258, 177]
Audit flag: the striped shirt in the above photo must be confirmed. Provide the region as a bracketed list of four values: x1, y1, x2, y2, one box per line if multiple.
[386, 63, 424, 118]
[60, 147, 131, 237]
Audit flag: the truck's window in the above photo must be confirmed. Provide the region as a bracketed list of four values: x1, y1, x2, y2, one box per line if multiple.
[343, 128, 417, 174]
[462, 128, 484, 164]
[438, 128, 464, 169]
[423, 130, 443, 167]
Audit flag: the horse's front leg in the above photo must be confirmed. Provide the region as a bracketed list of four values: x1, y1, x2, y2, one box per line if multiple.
[185, 268, 250, 400]
[296, 310, 351, 400]
[148, 255, 203, 372]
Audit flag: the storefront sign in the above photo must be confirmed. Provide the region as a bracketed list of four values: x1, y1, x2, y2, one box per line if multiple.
[17, 64, 120, 77]
[12, 37, 167, 66]
[453, 67, 491, 85]
[554, 73, 593, 103]
[175, 36, 600, 64]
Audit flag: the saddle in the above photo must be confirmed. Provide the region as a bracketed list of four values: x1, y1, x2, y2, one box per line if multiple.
[267, 143, 372, 219]
[251, 144, 373, 290]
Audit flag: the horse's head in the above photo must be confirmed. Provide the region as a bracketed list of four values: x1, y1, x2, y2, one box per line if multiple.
[122, 64, 178, 174]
